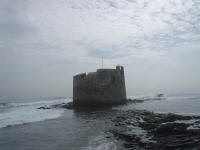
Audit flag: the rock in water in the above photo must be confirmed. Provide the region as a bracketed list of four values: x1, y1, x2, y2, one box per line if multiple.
[61, 102, 73, 109]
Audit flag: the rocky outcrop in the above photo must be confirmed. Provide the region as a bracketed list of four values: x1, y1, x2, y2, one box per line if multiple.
[37, 97, 200, 149]
[109, 110, 200, 150]
[38, 102, 74, 110]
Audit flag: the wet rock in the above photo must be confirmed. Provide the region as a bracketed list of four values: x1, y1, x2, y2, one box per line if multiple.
[126, 98, 144, 104]
[61, 102, 73, 109]
[37, 106, 51, 109]
[38, 102, 74, 110]
[111, 130, 139, 142]
[109, 109, 200, 150]
[155, 123, 188, 136]
[164, 113, 192, 121]
[157, 93, 164, 97]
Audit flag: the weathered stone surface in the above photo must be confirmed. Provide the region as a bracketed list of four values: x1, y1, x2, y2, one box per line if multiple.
[73, 66, 126, 106]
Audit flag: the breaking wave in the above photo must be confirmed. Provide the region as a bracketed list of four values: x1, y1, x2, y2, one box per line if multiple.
[0, 98, 71, 109]
[95, 142, 117, 150]
[0, 98, 72, 128]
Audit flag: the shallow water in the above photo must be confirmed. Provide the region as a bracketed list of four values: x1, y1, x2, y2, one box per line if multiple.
[127, 94, 200, 115]
[0, 93, 200, 149]
[0, 98, 121, 150]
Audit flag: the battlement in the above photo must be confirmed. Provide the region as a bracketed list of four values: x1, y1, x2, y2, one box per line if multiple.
[96, 69, 116, 72]
[74, 73, 86, 79]
[74, 66, 124, 80]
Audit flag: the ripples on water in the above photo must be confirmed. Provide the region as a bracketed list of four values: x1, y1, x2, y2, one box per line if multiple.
[126, 93, 200, 115]
[0, 93, 200, 150]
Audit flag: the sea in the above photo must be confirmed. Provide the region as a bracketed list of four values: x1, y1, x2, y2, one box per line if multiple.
[0, 93, 200, 150]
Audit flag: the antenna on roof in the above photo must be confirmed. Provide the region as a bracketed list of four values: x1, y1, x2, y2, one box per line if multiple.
[101, 56, 103, 68]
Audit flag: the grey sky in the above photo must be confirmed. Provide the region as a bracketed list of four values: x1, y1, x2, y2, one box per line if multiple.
[0, 0, 200, 98]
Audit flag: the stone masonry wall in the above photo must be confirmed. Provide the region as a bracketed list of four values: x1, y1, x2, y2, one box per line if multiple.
[73, 66, 126, 106]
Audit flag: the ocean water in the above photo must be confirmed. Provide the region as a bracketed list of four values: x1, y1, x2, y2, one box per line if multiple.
[0, 93, 199, 150]
[126, 93, 200, 115]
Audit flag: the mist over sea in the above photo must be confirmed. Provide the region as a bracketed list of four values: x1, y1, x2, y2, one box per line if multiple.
[0, 92, 200, 150]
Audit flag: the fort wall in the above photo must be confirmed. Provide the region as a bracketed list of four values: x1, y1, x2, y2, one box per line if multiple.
[73, 66, 126, 106]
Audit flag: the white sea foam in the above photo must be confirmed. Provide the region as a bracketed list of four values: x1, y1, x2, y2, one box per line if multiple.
[0, 98, 72, 108]
[84, 133, 118, 150]
[0, 98, 72, 128]
[81, 142, 117, 150]
[95, 142, 117, 150]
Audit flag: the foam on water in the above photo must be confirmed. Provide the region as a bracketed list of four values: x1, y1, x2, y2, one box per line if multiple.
[83, 133, 118, 150]
[95, 142, 117, 150]
[127, 94, 161, 100]
[0, 98, 71, 108]
[0, 98, 72, 128]
[81, 142, 117, 150]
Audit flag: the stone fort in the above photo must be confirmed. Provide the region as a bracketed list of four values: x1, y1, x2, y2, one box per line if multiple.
[73, 66, 126, 106]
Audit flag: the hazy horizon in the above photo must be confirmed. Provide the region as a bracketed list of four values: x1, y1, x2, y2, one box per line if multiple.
[1, 0, 200, 99]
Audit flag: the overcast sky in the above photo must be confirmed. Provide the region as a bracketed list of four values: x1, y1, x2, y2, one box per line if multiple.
[0, 0, 200, 98]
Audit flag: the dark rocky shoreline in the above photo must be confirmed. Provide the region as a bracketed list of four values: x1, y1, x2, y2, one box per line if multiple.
[38, 102, 74, 110]
[38, 98, 200, 150]
[109, 110, 200, 150]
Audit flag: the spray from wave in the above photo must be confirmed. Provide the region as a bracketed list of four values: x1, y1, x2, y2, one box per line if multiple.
[0, 98, 72, 128]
